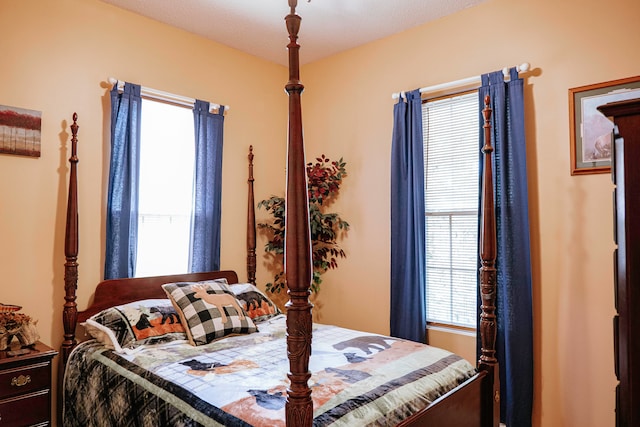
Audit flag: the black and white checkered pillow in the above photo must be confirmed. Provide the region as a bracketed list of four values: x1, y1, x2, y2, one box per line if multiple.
[162, 279, 257, 346]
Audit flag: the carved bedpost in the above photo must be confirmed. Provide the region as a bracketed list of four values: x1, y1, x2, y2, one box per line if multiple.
[284, 1, 314, 426]
[478, 96, 500, 426]
[247, 146, 257, 285]
[61, 113, 79, 365]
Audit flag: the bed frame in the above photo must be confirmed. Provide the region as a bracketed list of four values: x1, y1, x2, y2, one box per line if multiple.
[60, 1, 500, 425]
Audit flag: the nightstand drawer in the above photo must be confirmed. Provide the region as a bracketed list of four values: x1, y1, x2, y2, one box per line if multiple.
[0, 361, 51, 400]
[0, 389, 50, 426]
[0, 341, 56, 426]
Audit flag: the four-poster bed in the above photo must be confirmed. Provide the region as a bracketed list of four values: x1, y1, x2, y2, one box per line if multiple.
[60, 1, 500, 425]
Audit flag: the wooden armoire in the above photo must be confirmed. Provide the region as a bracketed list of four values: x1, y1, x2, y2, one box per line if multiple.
[597, 98, 640, 427]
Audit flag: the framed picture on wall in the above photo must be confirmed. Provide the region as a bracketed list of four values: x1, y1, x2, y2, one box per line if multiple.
[569, 75, 640, 175]
[0, 105, 42, 158]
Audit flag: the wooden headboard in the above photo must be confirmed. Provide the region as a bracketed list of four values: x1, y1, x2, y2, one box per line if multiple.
[76, 270, 239, 323]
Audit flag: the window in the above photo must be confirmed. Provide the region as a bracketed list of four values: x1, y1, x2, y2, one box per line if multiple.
[135, 99, 195, 277]
[422, 91, 479, 328]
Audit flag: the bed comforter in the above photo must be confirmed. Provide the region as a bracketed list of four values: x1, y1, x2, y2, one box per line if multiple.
[64, 315, 475, 426]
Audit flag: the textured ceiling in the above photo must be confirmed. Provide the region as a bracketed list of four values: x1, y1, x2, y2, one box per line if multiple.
[99, 0, 488, 66]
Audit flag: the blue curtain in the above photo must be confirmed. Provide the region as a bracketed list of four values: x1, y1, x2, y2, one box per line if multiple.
[190, 101, 225, 272]
[105, 82, 142, 279]
[390, 90, 426, 343]
[478, 68, 533, 427]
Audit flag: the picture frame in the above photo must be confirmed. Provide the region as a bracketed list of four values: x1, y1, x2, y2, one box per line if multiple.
[569, 75, 640, 175]
[0, 105, 42, 158]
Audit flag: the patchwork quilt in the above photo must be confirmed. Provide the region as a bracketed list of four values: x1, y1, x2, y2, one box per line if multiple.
[64, 315, 475, 426]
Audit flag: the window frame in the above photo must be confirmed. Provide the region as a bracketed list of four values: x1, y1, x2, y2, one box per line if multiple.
[422, 89, 479, 331]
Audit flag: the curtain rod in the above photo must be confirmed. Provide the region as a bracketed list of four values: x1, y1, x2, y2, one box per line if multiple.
[107, 77, 230, 113]
[391, 62, 530, 100]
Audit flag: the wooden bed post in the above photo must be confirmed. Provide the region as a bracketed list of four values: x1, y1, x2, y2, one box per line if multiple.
[284, 1, 314, 426]
[247, 145, 257, 285]
[478, 96, 500, 427]
[61, 113, 80, 365]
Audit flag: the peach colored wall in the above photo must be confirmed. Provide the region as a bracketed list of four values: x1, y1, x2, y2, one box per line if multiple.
[300, 0, 640, 426]
[427, 327, 476, 365]
[2, 0, 639, 425]
[0, 0, 286, 412]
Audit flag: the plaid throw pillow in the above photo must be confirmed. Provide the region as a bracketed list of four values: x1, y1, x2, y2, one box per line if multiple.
[162, 279, 257, 346]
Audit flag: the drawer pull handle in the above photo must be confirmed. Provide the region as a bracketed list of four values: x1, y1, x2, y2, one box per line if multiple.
[11, 374, 31, 387]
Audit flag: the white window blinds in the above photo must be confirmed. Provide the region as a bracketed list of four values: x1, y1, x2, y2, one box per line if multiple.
[422, 91, 479, 328]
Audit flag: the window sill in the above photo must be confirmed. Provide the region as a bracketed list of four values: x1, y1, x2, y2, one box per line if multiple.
[426, 323, 476, 337]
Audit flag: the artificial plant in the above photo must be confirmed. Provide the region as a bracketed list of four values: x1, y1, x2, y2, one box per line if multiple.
[258, 155, 349, 293]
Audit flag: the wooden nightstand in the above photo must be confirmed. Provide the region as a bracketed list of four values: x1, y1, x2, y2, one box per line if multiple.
[0, 341, 57, 426]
